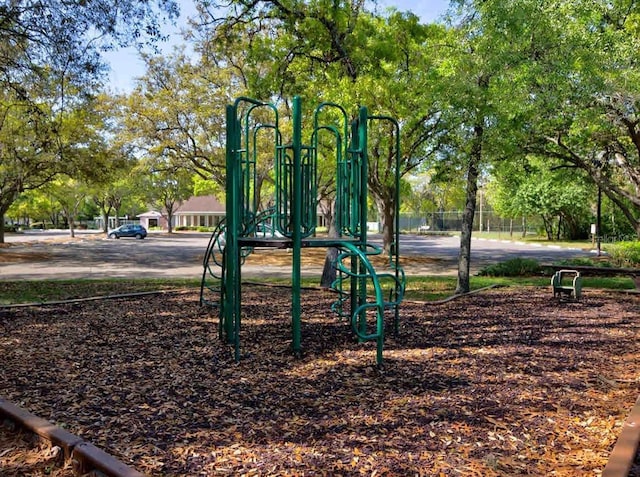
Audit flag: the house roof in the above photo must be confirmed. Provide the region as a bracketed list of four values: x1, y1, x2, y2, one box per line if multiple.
[137, 211, 163, 218]
[175, 195, 225, 214]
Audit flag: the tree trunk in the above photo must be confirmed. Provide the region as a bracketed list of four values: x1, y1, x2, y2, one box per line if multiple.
[0, 194, 19, 243]
[542, 215, 553, 240]
[96, 201, 112, 233]
[166, 208, 174, 234]
[0, 213, 5, 244]
[374, 195, 394, 255]
[321, 246, 339, 288]
[109, 196, 123, 228]
[320, 200, 338, 288]
[61, 205, 77, 238]
[102, 210, 110, 233]
[599, 188, 640, 239]
[555, 216, 562, 241]
[455, 125, 482, 295]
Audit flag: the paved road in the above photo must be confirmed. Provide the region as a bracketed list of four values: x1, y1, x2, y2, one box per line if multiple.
[1, 231, 209, 280]
[398, 234, 590, 265]
[0, 230, 593, 280]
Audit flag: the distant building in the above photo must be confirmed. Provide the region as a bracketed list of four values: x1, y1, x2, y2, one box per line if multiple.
[173, 195, 225, 228]
[138, 195, 226, 231]
[137, 210, 166, 229]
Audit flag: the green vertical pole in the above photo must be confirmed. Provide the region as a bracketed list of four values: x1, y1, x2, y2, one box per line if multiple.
[348, 119, 359, 326]
[393, 119, 401, 336]
[358, 107, 368, 244]
[358, 107, 369, 339]
[233, 106, 243, 362]
[223, 104, 238, 349]
[292, 96, 303, 356]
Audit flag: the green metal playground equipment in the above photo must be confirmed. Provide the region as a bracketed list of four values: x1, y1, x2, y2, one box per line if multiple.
[200, 96, 405, 365]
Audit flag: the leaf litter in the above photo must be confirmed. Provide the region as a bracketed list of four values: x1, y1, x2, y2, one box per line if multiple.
[0, 287, 638, 476]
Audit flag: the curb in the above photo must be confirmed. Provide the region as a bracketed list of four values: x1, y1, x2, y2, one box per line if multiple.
[0, 397, 145, 477]
[602, 394, 640, 477]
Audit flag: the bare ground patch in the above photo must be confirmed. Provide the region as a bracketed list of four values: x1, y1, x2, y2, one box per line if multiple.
[0, 248, 51, 263]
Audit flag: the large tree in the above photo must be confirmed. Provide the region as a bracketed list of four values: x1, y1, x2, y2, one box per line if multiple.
[431, 0, 606, 292]
[488, 157, 594, 240]
[520, 2, 640, 236]
[428, 4, 500, 294]
[141, 161, 194, 234]
[189, 1, 445, 254]
[470, 1, 640, 238]
[123, 53, 232, 184]
[356, 12, 447, 253]
[1, 1, 178, 83]
[0, 0, 178, 242]
[46, 177, 88, 238]
[0, 91, 57, 241]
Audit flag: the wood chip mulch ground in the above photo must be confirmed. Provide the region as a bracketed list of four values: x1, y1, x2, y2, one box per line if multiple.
[1, 287, 639, 476]
[0, 426, 73, 476]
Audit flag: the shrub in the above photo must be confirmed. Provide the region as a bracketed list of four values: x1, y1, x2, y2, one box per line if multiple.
[478, 258, 542, 277]
[605, 241, 640, 267]
[173, 225, 213, 232]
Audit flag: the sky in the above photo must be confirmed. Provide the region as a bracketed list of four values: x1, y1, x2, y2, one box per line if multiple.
[104, 0, 450, 93]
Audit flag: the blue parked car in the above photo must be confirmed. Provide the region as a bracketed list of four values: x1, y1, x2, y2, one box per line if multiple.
[108, 224, 147, 239]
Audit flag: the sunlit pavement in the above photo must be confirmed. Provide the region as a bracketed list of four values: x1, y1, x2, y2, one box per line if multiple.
[1, 231, 593, 280]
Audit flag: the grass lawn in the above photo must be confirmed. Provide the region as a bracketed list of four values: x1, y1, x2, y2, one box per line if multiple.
[0, 274, 635, 306]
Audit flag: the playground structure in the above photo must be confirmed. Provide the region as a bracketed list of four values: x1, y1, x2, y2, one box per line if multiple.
[200, 96, 405, 365]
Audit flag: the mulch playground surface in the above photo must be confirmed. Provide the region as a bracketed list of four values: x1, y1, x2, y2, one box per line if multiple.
[1, 287, 639, 476]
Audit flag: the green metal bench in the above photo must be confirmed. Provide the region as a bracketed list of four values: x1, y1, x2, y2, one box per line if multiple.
[551, 269, 582, 300]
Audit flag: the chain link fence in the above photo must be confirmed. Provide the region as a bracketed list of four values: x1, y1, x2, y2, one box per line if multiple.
[399, 211, 535, 235]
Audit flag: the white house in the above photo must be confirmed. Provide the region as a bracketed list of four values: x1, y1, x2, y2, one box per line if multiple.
[137, 210, 166, 229]
[138, 195, 226, 231]
[173, 195, 226, 228]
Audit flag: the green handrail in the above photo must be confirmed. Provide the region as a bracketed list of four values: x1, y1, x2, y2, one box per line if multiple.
[332, 242, 385, 365]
